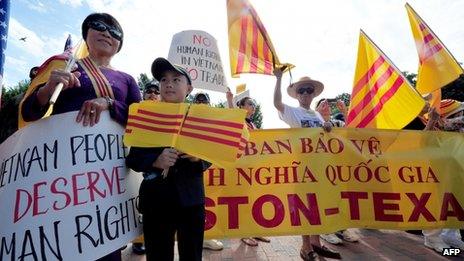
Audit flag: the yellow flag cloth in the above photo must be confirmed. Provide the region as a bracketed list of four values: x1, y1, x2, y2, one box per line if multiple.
[236, 83, 246, 94]
[18, 40, 89, 129]
[124, 101, 189, 148]
[406, 3, 463, 94]
[124, 101, 248, 164]
[346, 31, 425, 129]
[227, 0, 293, 77]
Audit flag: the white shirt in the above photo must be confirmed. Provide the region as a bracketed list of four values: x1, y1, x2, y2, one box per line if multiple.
[279, 104, 325, 128]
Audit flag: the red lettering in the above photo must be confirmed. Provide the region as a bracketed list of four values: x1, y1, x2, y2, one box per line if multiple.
[206, 168, 225, 186]
[72, 173, 88, 206]
[50, 177, 71, 211]
[440, 193, 464, 221]
[217, 196, 248, 229]
[204, 197, 216, 231]
[406, 193, 436, 222]
[32, 181, 48, 216]
[300, 138, 313, 153]
[373, 192, 403, 222]
[244, 141, 258, 156]
[14, 189, 32, 223]
[287, 193, 321, 225]
[341, 191, 368, 220]
[260, 142, 276, 155]
[252, 195, 284, 228]
[87, 171, 106, 202]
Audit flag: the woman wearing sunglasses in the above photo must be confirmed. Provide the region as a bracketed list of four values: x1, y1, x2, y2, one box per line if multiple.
[273, 67, 339, 261]
[20, 12, 140, 261]
[21, 13, 141, 128]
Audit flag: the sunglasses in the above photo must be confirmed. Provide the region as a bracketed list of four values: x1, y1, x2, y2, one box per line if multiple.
[88, 21, 123, 41]
[195, 98, 209, 104]
[297, 87, 314, 95]
[145, 89, 159, 95]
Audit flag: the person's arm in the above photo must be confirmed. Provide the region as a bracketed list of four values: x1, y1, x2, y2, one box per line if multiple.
[109, 74, 142, 125]
[226, 88, 234, 109]
[273, 67, 285, 113]
[424, 107, 440, 131]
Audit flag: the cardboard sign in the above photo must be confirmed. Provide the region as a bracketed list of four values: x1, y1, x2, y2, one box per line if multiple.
[0, 112, 142, 260]
[168, 30, 228, 93]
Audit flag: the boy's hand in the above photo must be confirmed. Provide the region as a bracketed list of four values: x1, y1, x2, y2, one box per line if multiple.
[153, 148, 179, 169]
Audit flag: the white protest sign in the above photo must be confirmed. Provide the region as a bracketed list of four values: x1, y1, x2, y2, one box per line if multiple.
[168, 30, 228, 93]
[0, 112, 143, 260]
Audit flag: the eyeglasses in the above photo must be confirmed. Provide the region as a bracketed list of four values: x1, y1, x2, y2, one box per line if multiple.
[88, 21, 123, 41]
[195, 98, 209, 104]
[297, 87, 314, 95]
[145, 89, 159, 95]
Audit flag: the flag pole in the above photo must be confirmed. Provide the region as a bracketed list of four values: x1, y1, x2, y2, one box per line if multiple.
[161, 103, 192, 178]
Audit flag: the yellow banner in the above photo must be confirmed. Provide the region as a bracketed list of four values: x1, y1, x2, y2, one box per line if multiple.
[204, 128, 464, 238]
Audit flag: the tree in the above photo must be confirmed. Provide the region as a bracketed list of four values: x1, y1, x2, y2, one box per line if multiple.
[330, 92, 351, 116]
[403, 71, 417, 86]
[0, 80, 30, 143]
[137, 73, 152, 90]
[402, 71, 464, 102]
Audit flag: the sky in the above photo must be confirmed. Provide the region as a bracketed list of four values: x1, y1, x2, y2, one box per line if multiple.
[4, 0, 464, 128]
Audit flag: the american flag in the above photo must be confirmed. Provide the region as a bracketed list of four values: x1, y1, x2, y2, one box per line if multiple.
[0, 0, 10, 109]
[64, 34, 72, 51]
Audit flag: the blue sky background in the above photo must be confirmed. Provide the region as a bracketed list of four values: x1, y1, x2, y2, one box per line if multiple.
[3, 0, 464, 128]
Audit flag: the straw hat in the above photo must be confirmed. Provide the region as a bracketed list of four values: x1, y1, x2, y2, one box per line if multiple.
[287, 76, 324, 98]
[440, 99, 464, 118]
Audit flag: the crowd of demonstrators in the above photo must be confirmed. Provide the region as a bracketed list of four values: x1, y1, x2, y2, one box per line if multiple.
[12, 10, 464, 261]
[20, 12, 141, 261]
[126, 58, 211, 261]
[273, 67, 340, 261]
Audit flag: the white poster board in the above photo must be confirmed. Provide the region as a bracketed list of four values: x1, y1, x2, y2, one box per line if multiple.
[0, 112, 142, 260]
[168, 30, 228, 93]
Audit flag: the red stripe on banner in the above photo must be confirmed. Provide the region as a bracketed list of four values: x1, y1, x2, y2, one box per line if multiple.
[423, 34, 434, 44]
[422, 44, 443, 62]
[347, 66, 394, 122]
[138, 109, 184, 119]
[263, 41, 272, 74]
[240, 137, 247, 143]
[182, 123, 242, 138]
[186, 116, 244, 129]
[356, 76, 404, 128]
[237, 17, 249, 73]
[125, 129, 132, 133]
[419, 23, 426, 31]
[324, 208, 340, 215]
[180, 130, 239, 148]
[82, 58, 108, 97]
[351, 56, 385, 98]
[129, 115, 182, 126]
[127, 121, 179, 134]
[250, 20, 259, 73]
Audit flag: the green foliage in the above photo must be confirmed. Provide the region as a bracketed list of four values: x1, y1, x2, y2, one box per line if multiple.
[442, 74, 464, 102]
[137, 73, 153, 90]
[329, 92, 350, 115]
[0, 80, 30, 143]
[403, 71, 417, 87]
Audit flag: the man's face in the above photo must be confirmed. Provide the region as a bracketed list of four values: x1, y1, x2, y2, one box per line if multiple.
[159, 70, 192, 103]
[296, 85, 316, 107]
[144, 88, 160, 101]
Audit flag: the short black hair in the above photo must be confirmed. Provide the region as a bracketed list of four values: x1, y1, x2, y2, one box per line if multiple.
[236, 97, 254, 108]
[29, 66, 39, 79]
[82, 13, 124, 52]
